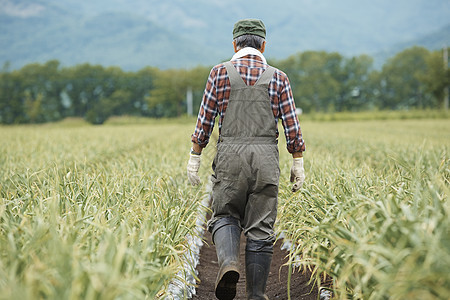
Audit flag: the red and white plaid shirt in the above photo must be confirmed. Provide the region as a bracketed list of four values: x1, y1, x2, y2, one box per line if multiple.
[191, 51, 305, 154]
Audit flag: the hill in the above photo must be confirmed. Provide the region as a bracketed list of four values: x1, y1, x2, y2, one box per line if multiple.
[373, 24, 450, 68]
[1, 0, 449, 70]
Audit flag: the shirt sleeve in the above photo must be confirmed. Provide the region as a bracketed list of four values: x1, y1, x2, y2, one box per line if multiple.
[191, 67, 218, 148]
[278, 75, 306, 153]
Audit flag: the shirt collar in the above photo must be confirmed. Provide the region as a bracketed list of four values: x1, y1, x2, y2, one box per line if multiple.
[231, 47, 267, 64]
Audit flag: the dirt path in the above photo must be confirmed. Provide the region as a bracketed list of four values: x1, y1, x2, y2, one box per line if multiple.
[191, 225, 319, 300]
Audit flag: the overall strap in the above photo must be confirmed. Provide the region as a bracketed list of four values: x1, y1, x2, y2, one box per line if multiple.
[224, 61, 246, 88]
[224, 61, 276, 88]
[255, 66, 276, 86]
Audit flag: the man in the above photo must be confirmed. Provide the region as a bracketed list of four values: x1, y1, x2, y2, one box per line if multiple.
[187, 19, 305, 300]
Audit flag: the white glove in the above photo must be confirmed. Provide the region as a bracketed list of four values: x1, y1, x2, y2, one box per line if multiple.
[290, 157, 305, 192]
[187, 153, 201, 186]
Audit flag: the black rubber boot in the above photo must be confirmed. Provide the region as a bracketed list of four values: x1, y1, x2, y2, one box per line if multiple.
[212, 217, 241, 300]
[245, 239, 273, 300]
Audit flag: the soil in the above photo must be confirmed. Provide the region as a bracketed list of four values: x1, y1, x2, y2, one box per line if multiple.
[191, 225, 319, 300]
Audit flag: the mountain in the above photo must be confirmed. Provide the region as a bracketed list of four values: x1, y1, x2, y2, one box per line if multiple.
[0, 0, 224, 70]
[1, 0, 449, 70]
[373, 24, 450, 68]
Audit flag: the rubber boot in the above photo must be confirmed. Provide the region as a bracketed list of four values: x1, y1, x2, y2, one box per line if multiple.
[245, 239, 273, 300]
[212, 218, 241, 300]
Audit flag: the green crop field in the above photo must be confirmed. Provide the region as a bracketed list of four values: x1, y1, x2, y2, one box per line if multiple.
[1, 117, 449, 299]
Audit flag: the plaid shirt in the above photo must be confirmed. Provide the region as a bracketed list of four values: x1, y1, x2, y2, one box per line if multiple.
[191, 54, 305, 154]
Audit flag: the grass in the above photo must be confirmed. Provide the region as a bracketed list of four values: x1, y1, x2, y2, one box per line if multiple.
[1, 115, 449, 299]
[0, 123, 206, 299]
[277, 119, 450, 299]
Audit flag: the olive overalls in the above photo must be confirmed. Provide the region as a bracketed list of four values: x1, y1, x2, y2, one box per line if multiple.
[208, 61, 280, 243]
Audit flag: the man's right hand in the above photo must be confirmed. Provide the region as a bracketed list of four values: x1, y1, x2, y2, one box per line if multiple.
[187, 153, 201, 186]
[290, 157, 305, 192]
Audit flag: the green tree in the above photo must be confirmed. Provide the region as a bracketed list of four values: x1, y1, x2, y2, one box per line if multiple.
[63, 64, 129, 123]
[273, 51, 347, 112]
[338, 55, 374, 111]
[0, 62, 24, 124]
[145, 68, 207, 118]
[85, 89, 134, 124]
[378, 46, 434, 109]
[421, 48, 450, 109]
[125, 67, 156, 116]
[63, 64, 108, 118]
[299, 51, 342, 112]
[7, 60, 64, 123]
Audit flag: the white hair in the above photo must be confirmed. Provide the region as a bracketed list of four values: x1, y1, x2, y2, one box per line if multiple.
[234, 34, 265, 50]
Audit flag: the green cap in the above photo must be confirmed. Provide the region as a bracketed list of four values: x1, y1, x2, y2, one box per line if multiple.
[232, 19, 266, 39]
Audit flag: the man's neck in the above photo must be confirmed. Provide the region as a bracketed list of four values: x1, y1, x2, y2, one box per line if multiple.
[231, 47, 267, 64]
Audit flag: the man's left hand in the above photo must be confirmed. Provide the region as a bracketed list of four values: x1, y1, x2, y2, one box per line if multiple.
[187, 153, 201, 186]
[290, 157, 305, 192]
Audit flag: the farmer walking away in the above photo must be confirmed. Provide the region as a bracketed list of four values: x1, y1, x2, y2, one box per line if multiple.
[187, 19, 306, 300]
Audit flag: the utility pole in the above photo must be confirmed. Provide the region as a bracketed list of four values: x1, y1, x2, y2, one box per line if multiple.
[444, 45, 449, 110]
[187, 86, 193, 116]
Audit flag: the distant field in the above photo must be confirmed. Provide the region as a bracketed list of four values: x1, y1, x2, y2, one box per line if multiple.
[300, 109, 450, 121]
[1, 117, 449, 299]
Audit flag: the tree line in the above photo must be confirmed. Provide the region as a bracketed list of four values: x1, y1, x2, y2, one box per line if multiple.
[0, 46, 448, 124]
